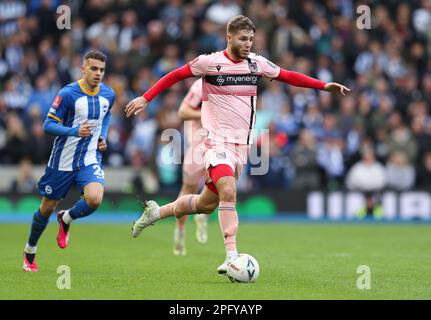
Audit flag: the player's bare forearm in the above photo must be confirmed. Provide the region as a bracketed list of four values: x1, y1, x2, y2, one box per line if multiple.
[178, 102, 201, 121]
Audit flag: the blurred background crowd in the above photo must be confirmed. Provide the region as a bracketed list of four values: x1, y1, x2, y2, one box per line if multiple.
[1, 0, 431, 194]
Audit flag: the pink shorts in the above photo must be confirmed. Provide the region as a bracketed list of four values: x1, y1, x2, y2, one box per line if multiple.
[203, 138, 250, 180]
[182, 141, 206, 186]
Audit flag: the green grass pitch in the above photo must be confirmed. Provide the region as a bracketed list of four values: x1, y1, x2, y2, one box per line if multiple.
[1, 219, 431, 299]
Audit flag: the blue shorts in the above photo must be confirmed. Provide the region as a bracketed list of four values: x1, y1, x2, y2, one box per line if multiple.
[38, 163, 105, 200]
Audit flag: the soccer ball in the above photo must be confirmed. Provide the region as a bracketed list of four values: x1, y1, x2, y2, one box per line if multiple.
[227, 254, 260, 283]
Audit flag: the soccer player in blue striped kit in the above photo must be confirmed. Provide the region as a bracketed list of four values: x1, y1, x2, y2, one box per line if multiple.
[22, 50, 116, 272]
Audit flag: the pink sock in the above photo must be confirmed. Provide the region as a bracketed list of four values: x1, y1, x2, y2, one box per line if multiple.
[159, 194, 198, 219]
[218, 201, 238, 253]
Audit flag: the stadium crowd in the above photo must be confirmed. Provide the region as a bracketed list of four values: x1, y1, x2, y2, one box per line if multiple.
[1, 0, 431, 193]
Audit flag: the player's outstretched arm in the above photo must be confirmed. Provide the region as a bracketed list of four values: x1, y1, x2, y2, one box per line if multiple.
[125, 64, 194, 118]
[275, 68, 350, 95]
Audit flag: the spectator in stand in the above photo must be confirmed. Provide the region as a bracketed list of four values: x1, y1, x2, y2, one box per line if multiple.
[386, 151, 416, 191]
[205, 0, 242, 25]
[303, 102, 324, 139]
[252, 122, 293, 189]
[2, 77, 29, 115]
[388, 120, 418, 164]
[336, 95, 356, 139]
[5, 112, 31, 164]
[290, 129, 320, 190]
[274, 103, 300, 148]
[417, 151, 431, 188]
[10, 158, 37, 194]
[26, 74, 56, 120]
[421, 73, 431, 107]
[85, 12, 119, 53]
[27, 119, 52, 164]
[118, 10, 141, 54]
[152, 43, 184, 78]
[261, 78, 288, 117]
[317, 133, 344, 191]
[374, 127, 390, 163]
[345, 145, 386, 219]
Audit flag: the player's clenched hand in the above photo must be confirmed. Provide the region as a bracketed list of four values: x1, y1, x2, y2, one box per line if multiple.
[78, 121, 95, 137]
[98, 137, 107, 151]
[125, 96, 148, 118]
[324, 82, 351, 96]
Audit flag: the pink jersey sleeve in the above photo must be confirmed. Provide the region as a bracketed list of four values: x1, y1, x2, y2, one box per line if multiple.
[188, 54, 214, 77]
[254, 54, 281, 79]
[183, 79, 203, 109]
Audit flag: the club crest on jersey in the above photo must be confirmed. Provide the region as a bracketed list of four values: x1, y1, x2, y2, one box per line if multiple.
[52, 96, 62, 109]
[248, 60, 258, 73]
[216, 65, 221, 71]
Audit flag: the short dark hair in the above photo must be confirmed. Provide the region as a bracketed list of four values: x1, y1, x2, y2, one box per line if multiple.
[83, 50, 107, 63]
[227, 15, 256, 34]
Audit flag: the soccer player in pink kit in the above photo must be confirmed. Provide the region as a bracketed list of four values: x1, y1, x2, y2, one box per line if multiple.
[125, 15, 350, 274]
[174, 78, 209, 256]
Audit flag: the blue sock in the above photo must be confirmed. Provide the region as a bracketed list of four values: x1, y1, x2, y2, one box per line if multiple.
[28, 209, 49, 247]
[68, 199, 96, 220]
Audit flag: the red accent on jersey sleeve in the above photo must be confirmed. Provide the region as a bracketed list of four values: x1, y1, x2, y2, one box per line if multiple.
[52, 95, 62, 109]
[276, 68, 326, 90]
[143, 64, 194, 102]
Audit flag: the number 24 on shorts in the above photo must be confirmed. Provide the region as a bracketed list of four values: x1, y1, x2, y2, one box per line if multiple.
[93, 165, 104, 179]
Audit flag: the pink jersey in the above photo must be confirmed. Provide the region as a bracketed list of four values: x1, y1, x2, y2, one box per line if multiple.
[182, 78, 203, 146]
[189, 50, 280, 145]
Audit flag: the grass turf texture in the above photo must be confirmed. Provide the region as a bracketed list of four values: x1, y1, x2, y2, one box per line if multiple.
[1, 220, 431, 299]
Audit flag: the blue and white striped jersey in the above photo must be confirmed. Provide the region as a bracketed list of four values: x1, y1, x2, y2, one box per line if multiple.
[47, 80, 115, 171]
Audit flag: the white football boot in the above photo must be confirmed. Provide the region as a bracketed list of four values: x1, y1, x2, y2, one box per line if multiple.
[131, 200, 160, 238]
[194, 214, 208, 244]
[217, 257, 231, 274]
[217, 251, 240, 274]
